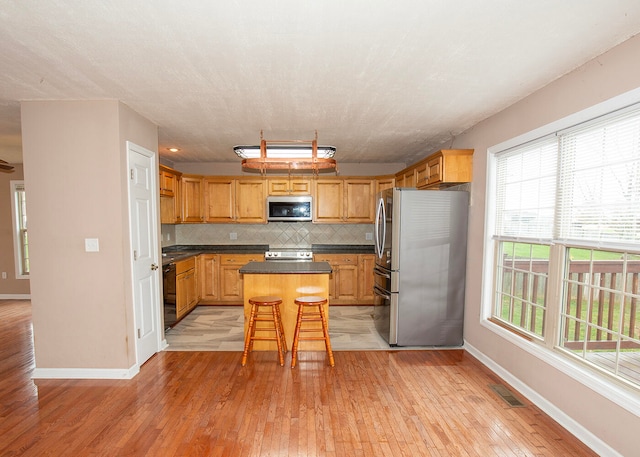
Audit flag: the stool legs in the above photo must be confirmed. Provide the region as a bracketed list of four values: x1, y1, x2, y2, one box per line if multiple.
[241, 296, 287, 367]
[291, 296, 334, 368]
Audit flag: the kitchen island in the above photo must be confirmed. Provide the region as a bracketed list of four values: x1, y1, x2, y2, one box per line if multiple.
[239, 261, 332, 351]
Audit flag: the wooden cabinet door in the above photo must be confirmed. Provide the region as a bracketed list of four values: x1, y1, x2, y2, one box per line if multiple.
[403, 168, 416, 188]
[314, 253, 359, 303]
[203, 178, 235, 222]
[426, 154, 443, 186]
[176, 272, 189, 319]
[181, 175, 204, 223]
[185, 269, 197, 312]
[314, 180, 343, 222]
[358, 254, 376, 302]
[376, 177, 395, 194]
[160, 196, 175, 224]
[235, 179, 266, 223]
[335, 263, 358, 301]
[344, 179, 375, 222]
[159, 170, 176, 197]
[175, 257, 197, 317]
[267, 178, 311, 195]
[219, 254, 263, 303]
[199, 254, 220, 302]
[415, 161, 429, 188]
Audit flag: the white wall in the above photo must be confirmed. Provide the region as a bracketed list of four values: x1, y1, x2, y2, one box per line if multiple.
[454, 33, 640, 456]
[21, 100, 157, 375]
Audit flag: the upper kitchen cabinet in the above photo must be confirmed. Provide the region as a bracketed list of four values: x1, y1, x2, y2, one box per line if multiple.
[181, 175, 205, 223]
[159, 165, 182, 224]
[416, 149, 474, 189]
[314, 179, 343, 222]
[395, 168, 416, 188]
[203, 177, 235, 222]
[376, 176, 395, 194]
[314, 178, 375, 223]
[235, 178, 266, 223]
[267, 177, 311, 195]
[203, 177, 266, 223]
[159, 165, 179, 197]
[344, 179, 375, 222]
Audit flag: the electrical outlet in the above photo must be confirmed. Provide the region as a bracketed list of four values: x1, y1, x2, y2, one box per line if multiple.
[1, 272, 7, 279]
[230, 232, 238, 240]
[365, 232, 373, 241]
[166, 233, 171, 241]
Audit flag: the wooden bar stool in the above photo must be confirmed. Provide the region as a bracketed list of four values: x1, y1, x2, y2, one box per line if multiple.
[241, 296, 287, 367]
[291, 296, 334, 368]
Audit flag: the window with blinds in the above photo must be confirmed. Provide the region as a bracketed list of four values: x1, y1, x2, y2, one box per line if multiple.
[557, 108, 640, 246]
[495, 137, 558, 241]
[494, 105, 640, 248]
[11, 181, 29, 277]
[489, 102, 640, 389]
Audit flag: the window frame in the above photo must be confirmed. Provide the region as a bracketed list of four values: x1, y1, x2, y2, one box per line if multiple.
[10, 180, 29, 279]
[481, 86, 640, 413]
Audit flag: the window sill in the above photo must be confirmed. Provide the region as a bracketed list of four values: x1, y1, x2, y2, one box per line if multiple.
[479, 317, 640, 417]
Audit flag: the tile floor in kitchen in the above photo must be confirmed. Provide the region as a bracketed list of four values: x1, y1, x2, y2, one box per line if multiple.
[164, 305, 392, 351]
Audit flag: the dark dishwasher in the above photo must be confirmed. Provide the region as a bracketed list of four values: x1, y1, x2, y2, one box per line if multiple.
[163, 263, 177, 330]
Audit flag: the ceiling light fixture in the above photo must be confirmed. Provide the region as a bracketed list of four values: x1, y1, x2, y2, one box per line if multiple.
[234, 130, 337, 174]
[166, 147, 180, 153]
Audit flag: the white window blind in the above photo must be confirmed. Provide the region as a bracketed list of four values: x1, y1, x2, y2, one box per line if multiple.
[557, 108, 640, 246]
[495, 137, 558, 240]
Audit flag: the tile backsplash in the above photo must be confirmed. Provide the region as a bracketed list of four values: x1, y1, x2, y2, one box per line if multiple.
[162, 222, 375, 248]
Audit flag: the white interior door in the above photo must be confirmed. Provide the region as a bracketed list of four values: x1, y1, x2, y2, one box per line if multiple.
[127, 142, 161, 366]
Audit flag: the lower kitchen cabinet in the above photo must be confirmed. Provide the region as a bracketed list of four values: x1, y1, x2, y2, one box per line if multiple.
[358, 254, 376, 301]
[199, 254, 220, 303]
[175, 257, 198, 320]
[219, 253, 263, 303]
[314, 253, 374, 304]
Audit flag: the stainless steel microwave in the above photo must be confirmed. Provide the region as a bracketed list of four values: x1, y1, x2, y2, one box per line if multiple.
[266, 196, 313, 222]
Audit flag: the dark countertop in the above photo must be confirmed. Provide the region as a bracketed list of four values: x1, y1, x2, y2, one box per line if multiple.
[311, 244, 375, 254]
[164, 244, 269, 254]
[239, 261, 332, 274]
[161, 244, 374, 266]
[162, 245, 268, 266]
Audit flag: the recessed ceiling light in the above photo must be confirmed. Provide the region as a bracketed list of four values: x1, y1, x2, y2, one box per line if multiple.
[167, 147, 180, 153]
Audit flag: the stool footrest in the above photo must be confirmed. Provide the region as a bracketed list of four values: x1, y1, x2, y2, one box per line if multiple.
[291, 297, 334, 368]
[241, 297, 287, 367]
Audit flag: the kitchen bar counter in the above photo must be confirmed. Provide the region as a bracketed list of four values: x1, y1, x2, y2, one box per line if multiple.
[240, 261, 331, 351]
[239, 261, 332, 275]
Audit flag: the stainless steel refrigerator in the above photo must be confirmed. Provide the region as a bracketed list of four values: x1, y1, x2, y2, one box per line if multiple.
[373, 188, 469, 346]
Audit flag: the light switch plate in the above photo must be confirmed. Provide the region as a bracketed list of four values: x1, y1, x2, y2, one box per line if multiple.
[85, 238, 100, 252]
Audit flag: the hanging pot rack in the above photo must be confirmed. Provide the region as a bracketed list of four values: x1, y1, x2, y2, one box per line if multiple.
[234, 130, 338, 175]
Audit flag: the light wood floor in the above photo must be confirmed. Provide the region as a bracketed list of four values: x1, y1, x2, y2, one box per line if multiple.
[0, 299, 596, 456]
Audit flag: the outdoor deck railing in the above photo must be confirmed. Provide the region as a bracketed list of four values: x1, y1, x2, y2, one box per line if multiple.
[509, 259, 640, 350]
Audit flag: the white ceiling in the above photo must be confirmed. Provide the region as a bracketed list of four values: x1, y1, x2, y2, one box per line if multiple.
[1, 1, 640, 167]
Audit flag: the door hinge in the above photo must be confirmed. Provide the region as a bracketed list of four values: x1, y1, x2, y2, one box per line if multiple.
[133, 250, 138, 261]
[130, 168, 134, 180]
[137, 328, 141, 339]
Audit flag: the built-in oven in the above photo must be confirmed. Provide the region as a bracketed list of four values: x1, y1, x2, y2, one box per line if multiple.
[163, 263, 177, 330]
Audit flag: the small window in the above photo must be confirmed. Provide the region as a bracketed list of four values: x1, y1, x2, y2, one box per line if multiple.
[10, 181, 29, 278]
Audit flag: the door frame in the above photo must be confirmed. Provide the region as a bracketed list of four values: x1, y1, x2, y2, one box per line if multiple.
[126, 141, 163, 368]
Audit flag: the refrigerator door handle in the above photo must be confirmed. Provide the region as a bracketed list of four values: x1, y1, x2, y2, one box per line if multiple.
[373, 285, 392, 300]
[374, 196, 386, 259]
